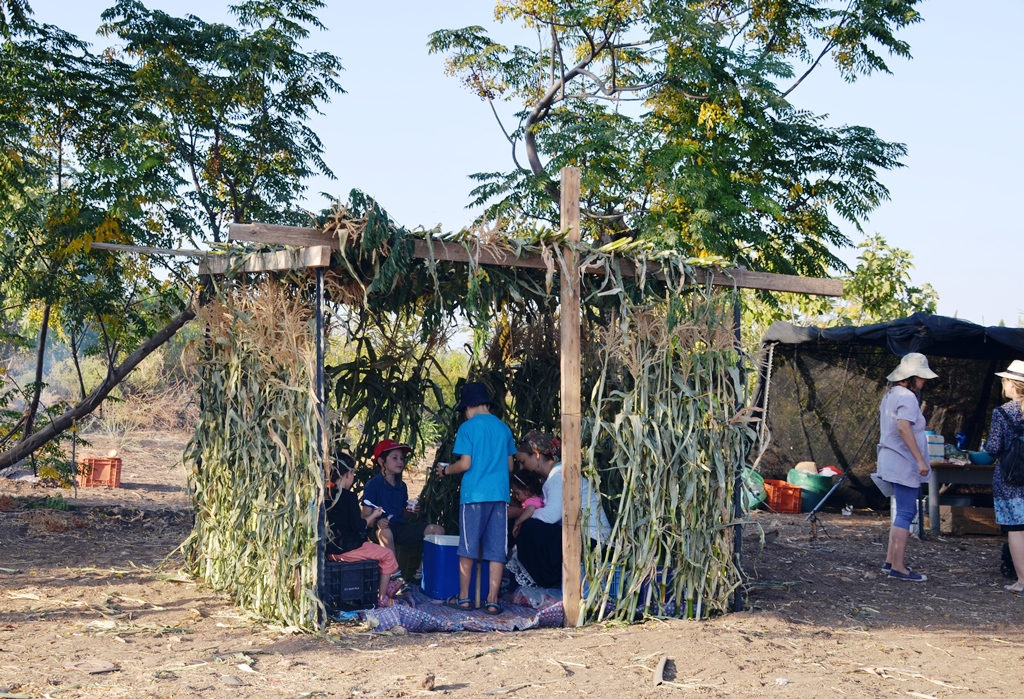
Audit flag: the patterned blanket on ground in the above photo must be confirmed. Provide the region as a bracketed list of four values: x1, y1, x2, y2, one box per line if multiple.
[362, 587, 564, 632]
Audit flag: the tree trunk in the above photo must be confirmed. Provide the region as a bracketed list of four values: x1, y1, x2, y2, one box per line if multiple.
[0, 301, 197, 470]
[20, 302, 51, 443]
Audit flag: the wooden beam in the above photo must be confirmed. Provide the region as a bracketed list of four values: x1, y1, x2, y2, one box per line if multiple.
[90, 242, 206, 257]
[412, 239, 552, 271]
[230, 222, 843, 297]
[229, 221, 335, 249]
[199, 246, 332, 275]
[560, 167, 583, 628]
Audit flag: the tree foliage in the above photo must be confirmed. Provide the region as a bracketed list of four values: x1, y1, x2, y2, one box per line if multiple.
[100, 0, 344, 243]
[743, 233, 938, 348]
[0, 0, 343, 470]
[430, 0, 922, 277]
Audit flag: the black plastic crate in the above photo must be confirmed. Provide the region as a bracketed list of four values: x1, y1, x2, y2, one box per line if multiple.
[322, 559, 378, 612]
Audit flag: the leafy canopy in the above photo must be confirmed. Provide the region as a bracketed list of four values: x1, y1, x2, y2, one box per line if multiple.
[100, 0, 345, 243]
[430, 0, 922, 277]
[0, 0, 344, 470]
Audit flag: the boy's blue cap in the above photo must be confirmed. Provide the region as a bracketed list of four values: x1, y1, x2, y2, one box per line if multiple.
[455, 382, 495, 411]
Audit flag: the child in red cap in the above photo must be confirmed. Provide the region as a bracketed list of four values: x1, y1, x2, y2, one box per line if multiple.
[362, 439, 444, 570]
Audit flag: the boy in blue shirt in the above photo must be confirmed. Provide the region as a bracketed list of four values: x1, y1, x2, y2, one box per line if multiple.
[435, 382, 516, 614]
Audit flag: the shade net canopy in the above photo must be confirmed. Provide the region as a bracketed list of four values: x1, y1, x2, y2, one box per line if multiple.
[755, 313, 1024, 504]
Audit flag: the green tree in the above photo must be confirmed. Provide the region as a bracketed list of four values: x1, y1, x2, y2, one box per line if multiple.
[100, 0, 344, 243]
[743, 233, 938, 348]
[0, 17, 191, 471]
[0, 0, 344, 470]
[0, 0, 30, 38]
[430, 0, 920, 277]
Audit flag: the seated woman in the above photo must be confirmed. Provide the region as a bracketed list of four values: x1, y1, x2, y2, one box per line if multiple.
[325, 453, 405, 607]
[510, 430, 610, 588]
[362, 440, 444, 567]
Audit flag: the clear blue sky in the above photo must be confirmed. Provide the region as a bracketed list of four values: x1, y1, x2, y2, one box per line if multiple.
[33, 0, 1024, 327]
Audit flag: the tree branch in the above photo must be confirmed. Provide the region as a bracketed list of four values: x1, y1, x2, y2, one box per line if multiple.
[20, 303, 51, 444]
[523, 37, 611, 194]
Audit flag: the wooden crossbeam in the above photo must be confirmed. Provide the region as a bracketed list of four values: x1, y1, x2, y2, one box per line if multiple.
[198, 246, 332, 275]
[228, 222, 843, 296]
[90, 242, 206, 257]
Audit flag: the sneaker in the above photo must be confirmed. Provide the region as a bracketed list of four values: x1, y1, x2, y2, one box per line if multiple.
[888, 569, 927, 582]
[881, 562, 892, 572]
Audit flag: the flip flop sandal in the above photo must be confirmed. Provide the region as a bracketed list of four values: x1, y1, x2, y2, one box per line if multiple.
[386, 578, 406, 598]
[445, 596, 473, 610]
[482, 600, 503, 615]
[1003, 583, 1024, 593]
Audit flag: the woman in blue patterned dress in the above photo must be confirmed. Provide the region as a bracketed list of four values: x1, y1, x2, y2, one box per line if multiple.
[986, 360, 1024, 593]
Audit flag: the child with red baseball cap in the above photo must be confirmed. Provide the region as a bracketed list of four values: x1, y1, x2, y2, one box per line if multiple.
[362, 439, 444, 572]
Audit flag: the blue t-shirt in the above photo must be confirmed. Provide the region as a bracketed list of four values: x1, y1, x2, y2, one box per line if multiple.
[362, 474, 409, 524]
[453, 413, 516, 504]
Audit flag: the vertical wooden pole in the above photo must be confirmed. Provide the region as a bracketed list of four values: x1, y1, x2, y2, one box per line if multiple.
[559, 166, 582, 627]
[315, 267, 328, 629]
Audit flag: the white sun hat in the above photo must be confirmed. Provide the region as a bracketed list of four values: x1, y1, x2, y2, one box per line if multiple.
[886, 352, 939, 382]
[995, 360, 1024, 382]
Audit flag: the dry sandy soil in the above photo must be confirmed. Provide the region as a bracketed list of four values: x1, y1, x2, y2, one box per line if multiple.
[2, 431, 1023, 698]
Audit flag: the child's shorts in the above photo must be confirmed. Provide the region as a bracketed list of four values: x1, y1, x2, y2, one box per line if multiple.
[458, 502, 508, 563]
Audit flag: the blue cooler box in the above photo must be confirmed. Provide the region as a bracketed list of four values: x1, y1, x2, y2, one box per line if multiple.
[422, 534, 491, 600]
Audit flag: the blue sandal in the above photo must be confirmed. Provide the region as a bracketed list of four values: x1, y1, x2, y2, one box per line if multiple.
[483, 600, 503, 615]
[445, 596, 473, 610]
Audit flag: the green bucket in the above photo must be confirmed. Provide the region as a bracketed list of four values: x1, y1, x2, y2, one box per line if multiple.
[787, 468, 833, 494]
[799, 487, 826, 513]
[741, 468, 766, 512]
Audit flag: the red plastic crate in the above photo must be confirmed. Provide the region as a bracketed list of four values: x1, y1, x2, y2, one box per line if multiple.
[763, 479, 801, 513]
[77, 457, 122, 488]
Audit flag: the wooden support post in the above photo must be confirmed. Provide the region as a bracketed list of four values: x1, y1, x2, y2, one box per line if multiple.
[560, 166, 583, 627]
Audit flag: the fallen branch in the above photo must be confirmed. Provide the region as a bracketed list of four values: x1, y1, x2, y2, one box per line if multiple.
[653, 656, 668, 686]
[850, 665, 968, 690]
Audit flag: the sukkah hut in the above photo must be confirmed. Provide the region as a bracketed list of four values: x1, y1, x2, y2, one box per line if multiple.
[183, 168, 842, 630]
[753, 312, 1024, 507]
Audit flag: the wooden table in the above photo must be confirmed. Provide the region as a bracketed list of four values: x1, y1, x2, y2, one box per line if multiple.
[927, 462, 996, 534]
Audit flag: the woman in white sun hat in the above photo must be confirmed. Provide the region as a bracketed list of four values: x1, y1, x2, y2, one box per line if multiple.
[986, 360, 1024, 593]
[875, 352, 938, 582]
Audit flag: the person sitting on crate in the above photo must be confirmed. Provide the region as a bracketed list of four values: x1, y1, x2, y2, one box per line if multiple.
[326, 453, 406, 607]
[363, 439, 445, 571]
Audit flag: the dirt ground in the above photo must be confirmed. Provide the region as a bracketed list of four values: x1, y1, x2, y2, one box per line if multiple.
[2, 432, 1024, 699]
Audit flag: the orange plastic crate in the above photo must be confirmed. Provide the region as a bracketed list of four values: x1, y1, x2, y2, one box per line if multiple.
[77, 457, 122, 488]
[763, 479, 801, 513]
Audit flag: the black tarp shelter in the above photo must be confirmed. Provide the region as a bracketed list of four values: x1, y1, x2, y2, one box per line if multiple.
[754, 313, 1024, 505]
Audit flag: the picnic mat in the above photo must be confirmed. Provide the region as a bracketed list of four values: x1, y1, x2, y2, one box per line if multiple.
[363, 587, 564, 632]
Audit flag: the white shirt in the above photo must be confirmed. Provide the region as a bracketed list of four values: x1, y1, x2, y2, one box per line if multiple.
[531, 463, 612, 543]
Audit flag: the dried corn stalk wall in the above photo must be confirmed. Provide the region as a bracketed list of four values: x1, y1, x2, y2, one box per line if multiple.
[582, 295, 750, 622]
[184, 279, 324, 629]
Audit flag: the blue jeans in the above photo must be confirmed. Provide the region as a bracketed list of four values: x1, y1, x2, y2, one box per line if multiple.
[892, 483, 920, 530]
